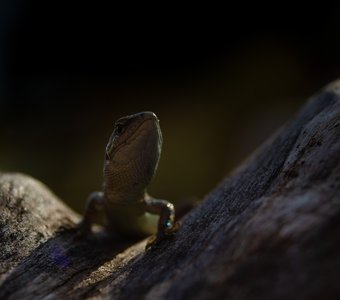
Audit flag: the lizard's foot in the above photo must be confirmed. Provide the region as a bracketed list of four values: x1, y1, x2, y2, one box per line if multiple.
[164, 220, 180, 235]
[77, 220, 92, 238]
[145, 221, 181, 250]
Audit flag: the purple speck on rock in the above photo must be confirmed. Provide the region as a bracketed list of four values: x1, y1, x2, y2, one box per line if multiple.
[50, 245, 71, 268]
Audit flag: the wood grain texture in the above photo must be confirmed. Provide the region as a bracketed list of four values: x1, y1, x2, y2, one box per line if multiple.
[1, 80, 340, 300]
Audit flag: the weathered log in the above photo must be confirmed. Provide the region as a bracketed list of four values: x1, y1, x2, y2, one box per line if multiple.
[1, 80, 340, 300]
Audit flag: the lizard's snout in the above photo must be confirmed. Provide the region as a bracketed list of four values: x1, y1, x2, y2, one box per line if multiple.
[139, 111, 158, 122]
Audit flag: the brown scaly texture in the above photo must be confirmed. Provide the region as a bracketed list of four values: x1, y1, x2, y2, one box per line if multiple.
[0, 80, 340, 300]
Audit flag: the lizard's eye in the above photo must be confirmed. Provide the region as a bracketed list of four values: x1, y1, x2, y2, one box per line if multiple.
[115, 123, 125, 135]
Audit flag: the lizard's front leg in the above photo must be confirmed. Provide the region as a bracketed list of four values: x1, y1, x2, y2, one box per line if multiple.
[143, 194, 180, 247]
[78, 191, 105, 235]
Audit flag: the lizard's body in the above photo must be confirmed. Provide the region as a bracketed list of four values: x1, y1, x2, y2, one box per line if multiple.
[79, 111, 178, 244]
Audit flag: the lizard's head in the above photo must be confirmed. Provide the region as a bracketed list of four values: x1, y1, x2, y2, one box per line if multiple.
[104, 111, 162, 186]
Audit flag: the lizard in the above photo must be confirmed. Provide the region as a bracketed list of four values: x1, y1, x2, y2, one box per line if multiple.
[79, 111, 179, 247]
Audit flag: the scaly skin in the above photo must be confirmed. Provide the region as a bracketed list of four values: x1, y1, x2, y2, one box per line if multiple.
[79, 111, 179, 247]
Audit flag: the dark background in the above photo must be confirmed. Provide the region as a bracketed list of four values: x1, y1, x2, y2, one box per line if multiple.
[1, 3, 339, 212]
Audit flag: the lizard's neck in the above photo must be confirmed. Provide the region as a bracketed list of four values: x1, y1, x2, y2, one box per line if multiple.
[102, 169, 146, 204]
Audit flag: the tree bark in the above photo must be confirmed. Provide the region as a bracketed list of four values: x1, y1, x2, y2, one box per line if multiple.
[1, 80, 340, 300]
